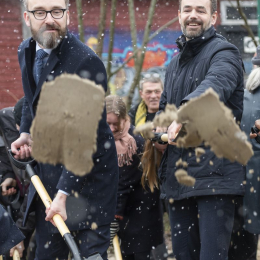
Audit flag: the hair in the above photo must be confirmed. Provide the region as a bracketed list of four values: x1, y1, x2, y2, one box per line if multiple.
[22, 0, 70, 9]
[105, 95, 129, 130]
[139, 75, 163, 91]
[246, 67, 260, 93]
[178, 0, 217, 14]
[141, 140, 162, 192]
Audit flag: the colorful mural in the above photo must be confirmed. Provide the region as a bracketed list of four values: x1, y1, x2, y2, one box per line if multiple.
[78, 28, 182, 104]
[83, 28, 182, 69]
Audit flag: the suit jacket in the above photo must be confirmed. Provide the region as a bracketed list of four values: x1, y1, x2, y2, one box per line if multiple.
[18, 32, 118, 233]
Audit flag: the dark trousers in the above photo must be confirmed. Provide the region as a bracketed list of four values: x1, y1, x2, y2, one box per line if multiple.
[123, 251, 150, 260]
[228, 197, 258, 260]
[34, 201, 110, 260]
[168, 195, 235, 260]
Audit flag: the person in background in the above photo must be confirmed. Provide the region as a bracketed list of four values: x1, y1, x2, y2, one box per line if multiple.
[106, 95, 164, 260]
[230, 46, 260, 260]
[129, 74, 163, 127]
[8, 97, 36, 260]
[129, 74, 169, 260]
[0, 204, 25, 256]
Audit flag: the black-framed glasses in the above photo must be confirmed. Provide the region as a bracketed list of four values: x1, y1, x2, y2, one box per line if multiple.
[27, 9, 67, 20]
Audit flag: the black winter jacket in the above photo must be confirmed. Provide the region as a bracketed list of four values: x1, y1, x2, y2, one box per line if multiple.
[159, 26, 245, 200]
[128, 104, 138, 126]
[117, 126, 163, 254]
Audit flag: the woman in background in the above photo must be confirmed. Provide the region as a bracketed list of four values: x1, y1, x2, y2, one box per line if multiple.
[105, 95, 163, 260]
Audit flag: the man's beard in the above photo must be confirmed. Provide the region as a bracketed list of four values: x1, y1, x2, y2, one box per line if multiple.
[31, 23, 67, 49]
[181, 19, 211, 40]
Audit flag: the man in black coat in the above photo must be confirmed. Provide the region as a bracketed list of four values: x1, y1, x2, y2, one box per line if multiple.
[11, 0, 118, 259]
[0, 205, 25, 256]
[158, 0, 245, 259]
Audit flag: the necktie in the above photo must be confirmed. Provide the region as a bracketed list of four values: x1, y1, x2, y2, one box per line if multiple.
[35, 49, 48, 84]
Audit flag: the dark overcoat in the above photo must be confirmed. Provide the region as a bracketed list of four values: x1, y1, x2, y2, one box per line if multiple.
[0, 205, 24, 255]
[159, 26, 245, 200]
[117, 126, 163, 254]
[241, 88, 260, 234]
[18, 32, 118, 233]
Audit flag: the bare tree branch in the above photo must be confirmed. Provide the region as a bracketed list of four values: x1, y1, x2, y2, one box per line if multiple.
[106, 0, 117, 77]
[1, 89, 19, 102]
[106, 0, 118, 95]
[96, 0, 107, 58]
[126, 0, 158, 110]
[76, 0, 85, 43]
[230, 0, 258, 47]
[127, 0, 139, 69]
[107, 16, 178, 82]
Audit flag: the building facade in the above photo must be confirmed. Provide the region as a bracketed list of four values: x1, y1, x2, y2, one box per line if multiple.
[0, 0, 257, 108]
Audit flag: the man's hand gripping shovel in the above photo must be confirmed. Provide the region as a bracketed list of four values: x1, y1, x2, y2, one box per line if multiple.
[8, 151, 103, 260]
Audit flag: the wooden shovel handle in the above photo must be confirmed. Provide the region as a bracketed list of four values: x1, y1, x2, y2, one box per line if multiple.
[160, 134, 168, 142]
[13, 249, 20, 260]
[113, 235, 122, 260]
[31, 175, 70, 236]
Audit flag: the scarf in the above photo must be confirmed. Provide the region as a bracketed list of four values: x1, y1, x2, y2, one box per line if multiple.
[113, 120, 137, 167]
[135, 100, 147, 128]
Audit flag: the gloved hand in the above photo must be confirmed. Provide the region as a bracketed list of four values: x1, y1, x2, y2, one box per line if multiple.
[110, 219, 120, 246]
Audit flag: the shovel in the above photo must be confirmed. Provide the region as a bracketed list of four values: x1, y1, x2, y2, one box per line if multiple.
[8, 150, 102, 260]
[150, 125, 187, 144]
[112, 235, 122, 260]
[12, 249, 20, 260]
[0, 248, 20, 260]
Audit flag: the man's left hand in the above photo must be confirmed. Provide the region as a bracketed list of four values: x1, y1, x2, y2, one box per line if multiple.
[154, 142, 167, 153]
[1, 178, 17, 196]
[10, 241, 24, 258]
[167, 121, 182, 145]
[45, 192, 67, 227]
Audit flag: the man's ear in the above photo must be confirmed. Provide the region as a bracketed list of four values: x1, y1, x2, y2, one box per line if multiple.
[178, 9, 181, 25]
[66, 10, 70, 26]
[211, 11, 218, 25]
[139, 90, 144, 100]
[24, 11, 31, 27]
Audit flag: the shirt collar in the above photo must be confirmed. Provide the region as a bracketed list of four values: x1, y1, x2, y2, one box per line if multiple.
[36, 42, 53, 55]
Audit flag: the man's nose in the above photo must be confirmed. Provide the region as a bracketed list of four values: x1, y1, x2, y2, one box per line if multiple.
[189, 9, 198, 19]
[45, 12, 55, 24]
[151, 91, 157, 98]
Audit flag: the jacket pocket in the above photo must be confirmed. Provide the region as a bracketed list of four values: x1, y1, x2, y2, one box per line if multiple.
[185, 147, 223, 179]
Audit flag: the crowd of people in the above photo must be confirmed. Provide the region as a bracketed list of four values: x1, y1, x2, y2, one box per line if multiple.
[1, 0, 260, 259]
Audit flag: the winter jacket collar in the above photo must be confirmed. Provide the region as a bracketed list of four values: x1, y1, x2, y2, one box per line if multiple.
[176, 26, 217, 59]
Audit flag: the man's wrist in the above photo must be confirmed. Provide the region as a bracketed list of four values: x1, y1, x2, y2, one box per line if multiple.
[56, 191, 68, 201]
[20, 132, 31, 140]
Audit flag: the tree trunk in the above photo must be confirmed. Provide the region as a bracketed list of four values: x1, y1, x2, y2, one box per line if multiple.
[96, 0, 107, 58]
[126, 0, 157, 111]
[127, 0, 139, 69]
[76, 0, 85, 43]
[106, 0, 118, 83]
